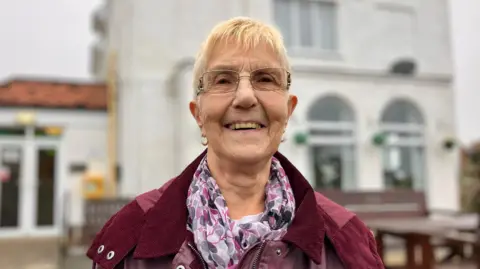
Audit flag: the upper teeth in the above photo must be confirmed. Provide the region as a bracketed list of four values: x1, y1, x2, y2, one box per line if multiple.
[229, 123, 262, 130]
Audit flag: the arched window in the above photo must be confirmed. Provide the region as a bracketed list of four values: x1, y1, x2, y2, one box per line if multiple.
[307, 96, 356, 190]
[380, 99, 425, 190]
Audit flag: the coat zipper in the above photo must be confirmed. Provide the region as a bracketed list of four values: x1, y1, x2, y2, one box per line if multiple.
[188, 242, 208, 269]
[251, 240, 267, 269]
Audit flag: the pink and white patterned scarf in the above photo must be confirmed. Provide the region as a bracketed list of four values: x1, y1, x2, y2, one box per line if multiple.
[186, 156, 296, 269]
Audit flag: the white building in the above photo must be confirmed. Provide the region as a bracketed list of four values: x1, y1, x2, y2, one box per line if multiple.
[0, 78, 107, 237]
[91, 0, 458, 210]
[0, 0, 458, 238]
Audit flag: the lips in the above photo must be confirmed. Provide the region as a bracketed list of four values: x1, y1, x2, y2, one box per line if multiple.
[224, 122, 266, 130]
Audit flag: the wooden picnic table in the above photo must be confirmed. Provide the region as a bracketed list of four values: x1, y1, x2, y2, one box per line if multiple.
[438, 214, 478, 232]
[318, 190, 479, 268]
[366, 216, 478, 269]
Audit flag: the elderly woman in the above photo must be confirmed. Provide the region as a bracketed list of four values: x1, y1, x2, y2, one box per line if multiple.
[88, 17, 383, 269]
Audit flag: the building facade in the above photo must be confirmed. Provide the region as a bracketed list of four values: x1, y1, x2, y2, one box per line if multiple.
[0, 79, 107, 237]
[91, 0, 458, 211]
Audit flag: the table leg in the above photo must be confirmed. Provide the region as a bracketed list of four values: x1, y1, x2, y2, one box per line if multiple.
[406, 234, 418, 269]
[474, 243, 480, 269]
[375, 231, 385, 262]
[418, 235, 434, 269]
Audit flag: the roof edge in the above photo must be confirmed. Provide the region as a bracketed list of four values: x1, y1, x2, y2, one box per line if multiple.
[0, 75, 106, 88]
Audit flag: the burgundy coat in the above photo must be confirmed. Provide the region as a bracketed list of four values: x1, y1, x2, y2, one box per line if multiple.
[87, 151, 384, 269]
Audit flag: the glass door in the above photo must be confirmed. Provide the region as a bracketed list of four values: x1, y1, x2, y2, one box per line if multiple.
[0, 126, 62, 237]
[0, 141, 24, 236]
[29, 142, 60, 235]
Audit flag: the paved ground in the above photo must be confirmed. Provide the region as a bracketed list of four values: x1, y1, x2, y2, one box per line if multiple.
[0, 238, 90, 269]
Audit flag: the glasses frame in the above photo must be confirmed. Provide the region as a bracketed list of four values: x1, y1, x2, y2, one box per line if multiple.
[196, 67, 292, 96]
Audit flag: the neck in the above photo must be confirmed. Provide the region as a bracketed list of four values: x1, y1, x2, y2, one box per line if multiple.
[206, 151, 272, 220]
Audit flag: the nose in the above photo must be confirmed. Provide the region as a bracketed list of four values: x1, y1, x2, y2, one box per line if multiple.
[232, 76, 258, 109]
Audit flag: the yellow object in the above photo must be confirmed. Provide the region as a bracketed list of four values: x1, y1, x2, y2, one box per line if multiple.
[83, 173, 106, 200]
[16, 111, 35, 126]
[44, 126, 63, 136]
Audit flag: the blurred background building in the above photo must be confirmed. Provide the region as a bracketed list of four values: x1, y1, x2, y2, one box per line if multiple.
[0, 0, 459, 240]
[89, 0, 457, 210]
[0, 0, 479, 268]
[0, 79, 107, 238]
[0, 0, 472, 247]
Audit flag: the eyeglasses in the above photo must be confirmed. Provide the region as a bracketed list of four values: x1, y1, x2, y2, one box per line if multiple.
[196, 67, 291, 96]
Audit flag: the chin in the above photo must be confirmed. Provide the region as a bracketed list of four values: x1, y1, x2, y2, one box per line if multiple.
[227, 145, 274, 164]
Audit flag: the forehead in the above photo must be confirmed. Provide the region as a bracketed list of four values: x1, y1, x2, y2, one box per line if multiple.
[206, 40, 282, 71]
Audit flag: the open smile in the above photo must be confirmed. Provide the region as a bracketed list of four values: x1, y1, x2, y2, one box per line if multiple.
[223, 122, 267, 131]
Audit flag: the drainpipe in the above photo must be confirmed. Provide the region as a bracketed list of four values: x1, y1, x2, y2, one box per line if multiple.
[166, 57, 196, 174]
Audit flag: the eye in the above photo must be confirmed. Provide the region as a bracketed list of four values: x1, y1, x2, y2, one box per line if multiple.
[253, 72, 278, 84]
[257, 75, 274, 83]
[211, 71, 236, 85]
[214, 76, 234, 84]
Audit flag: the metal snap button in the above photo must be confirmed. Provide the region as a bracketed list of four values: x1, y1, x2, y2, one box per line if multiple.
[176, 265, 186, 269]
[106, 251, 115, 260]
[97, 245, 105, 254]
[276, 248, 282, 256]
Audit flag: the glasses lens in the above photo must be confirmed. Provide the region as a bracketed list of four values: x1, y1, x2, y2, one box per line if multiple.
[203, 70, 238, 93]
[251, 68, 287, 91]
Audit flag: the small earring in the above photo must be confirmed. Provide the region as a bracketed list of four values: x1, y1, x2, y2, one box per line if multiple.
[201, 135, 208, 146]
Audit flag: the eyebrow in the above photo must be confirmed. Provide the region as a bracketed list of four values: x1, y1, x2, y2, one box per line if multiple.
[207, 63, 278, 72]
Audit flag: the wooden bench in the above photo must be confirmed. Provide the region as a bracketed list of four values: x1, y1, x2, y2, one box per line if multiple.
[319, 189, 430, 220]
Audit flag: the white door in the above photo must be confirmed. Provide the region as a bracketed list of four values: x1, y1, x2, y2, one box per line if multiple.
[0, 124, 63, 238]
[0, 139, 61, 237]
[0, 139, 26, 237]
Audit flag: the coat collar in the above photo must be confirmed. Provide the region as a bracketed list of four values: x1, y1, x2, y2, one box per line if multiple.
[133, 150, 326, 264]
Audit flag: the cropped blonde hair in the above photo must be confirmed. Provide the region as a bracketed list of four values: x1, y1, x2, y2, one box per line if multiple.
[192, 17, 290, 95]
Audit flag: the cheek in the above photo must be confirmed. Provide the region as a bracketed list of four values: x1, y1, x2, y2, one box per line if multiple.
[261, 96, 290, 124]
[199, 97, 229, 127]
[200, 111, 220, 129]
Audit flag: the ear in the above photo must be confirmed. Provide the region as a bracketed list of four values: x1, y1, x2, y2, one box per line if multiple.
[287, 94, 298, 118]
[285, 94, 298, 129]
[189, 100, 204, 132]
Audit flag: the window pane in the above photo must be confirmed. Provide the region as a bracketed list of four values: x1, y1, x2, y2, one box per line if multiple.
[384, 131, 422, 139]
[36, 148, 56, 226]
[382, 100, 424, 124]
[308, 96, 354, 122]
[35, 126, 63, 138]
[0, 145, 22, 228]
[320, 2, 337, 50]
[299, 1, 313, 47]
[383, 146, 424, 190]
[309, 129, 354, 137]
[274, 0, 293, 47]
[311, 145, 355, 190]
[314, 1, 337, 50]
[0, 127, 25, 137]
[274, 0, 338, 50]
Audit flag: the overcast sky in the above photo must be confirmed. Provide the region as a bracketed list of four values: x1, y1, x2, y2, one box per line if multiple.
[0, 0, 479, 145]
[0, 0, 102, 80]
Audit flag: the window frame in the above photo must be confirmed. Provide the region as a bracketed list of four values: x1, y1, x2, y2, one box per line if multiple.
[380, 100, 427, 191]
[306, 96, 357, 190]
[273, 0, 339, 56]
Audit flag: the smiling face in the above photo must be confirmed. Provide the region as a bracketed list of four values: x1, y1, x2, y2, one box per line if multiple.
[190, 40, 297, 164]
